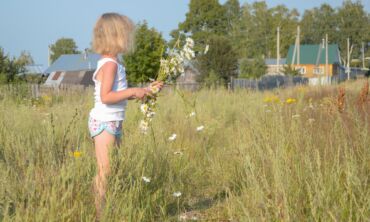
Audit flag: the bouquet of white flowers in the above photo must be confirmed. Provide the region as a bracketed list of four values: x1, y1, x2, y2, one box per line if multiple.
[139, 38, 196, 133]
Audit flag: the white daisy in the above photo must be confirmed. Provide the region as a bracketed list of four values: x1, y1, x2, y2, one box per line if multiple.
[149, 85, 160, 94]
[189, 112, 196, 117]
[139, 120, 149, 132]
[196, 125, 205, 132]
[142, 176, 151, 183]
[173, 191, 182, 197]
[168, 133, 177, 141]
[204, 44, 209, 54]
[186, 37, 194, 48]
[146, 111, 156, 118]
[140, 104, 149, 114]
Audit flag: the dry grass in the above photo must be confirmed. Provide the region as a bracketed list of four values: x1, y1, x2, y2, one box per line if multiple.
[0, 79, 369, 221]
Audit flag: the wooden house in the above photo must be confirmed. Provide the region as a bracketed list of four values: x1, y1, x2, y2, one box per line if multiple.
[176, 62, 200, 91]
[44, 53, 100, 87]
[286, 44, 341, 85]
[265, 58, 286, 75]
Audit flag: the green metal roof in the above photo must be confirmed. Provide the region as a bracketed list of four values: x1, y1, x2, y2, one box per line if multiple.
[286, 44, 340, 65]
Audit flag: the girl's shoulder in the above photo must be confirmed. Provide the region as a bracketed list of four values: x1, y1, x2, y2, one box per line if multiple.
[98, 58, 122, 69]
[99, 57, 119, 64]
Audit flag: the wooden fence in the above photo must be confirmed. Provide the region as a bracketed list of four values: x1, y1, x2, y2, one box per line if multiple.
[3, 84, 90, 98]
[230, 76, 308, 90]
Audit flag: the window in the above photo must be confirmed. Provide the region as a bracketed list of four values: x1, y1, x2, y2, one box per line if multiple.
[52, 72, 61, 80]
[295, 67, 306, 74]
[313, 67, 324, 75]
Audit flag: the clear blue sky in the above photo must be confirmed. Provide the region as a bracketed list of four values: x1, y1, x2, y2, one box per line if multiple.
[0, 0, 369, 69]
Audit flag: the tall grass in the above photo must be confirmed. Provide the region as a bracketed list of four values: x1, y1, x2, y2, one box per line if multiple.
[0, 80, 369, 221]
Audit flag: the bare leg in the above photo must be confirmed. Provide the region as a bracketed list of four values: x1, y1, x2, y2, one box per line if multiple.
[93, 130, 116, 220]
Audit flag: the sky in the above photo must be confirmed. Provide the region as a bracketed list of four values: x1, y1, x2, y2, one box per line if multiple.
[0, 0, 369, 69]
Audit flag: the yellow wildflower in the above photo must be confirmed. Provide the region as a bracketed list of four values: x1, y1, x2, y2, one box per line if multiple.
[286, 98, 297, 104]
[73, 151, 82, 158]
[264, 97, 272, 103]
[41, 95, 52, 105]
[263, 95, 280, 103]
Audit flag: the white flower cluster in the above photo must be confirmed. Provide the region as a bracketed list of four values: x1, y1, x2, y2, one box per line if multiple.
[139, 96, 157, 133]
[158, 37, 195, 82]
[181, 38, 195, 61]
[137, 38, 210, 201]
[139, 37, 197, 134]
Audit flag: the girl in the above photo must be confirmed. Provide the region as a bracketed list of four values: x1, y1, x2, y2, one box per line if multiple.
[88, 13, 163, 219]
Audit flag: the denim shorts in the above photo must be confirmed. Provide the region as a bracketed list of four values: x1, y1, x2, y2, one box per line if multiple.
[88, 116, 123, 138]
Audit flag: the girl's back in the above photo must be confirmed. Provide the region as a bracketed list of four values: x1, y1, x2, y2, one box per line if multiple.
[89, 57, 128, 122]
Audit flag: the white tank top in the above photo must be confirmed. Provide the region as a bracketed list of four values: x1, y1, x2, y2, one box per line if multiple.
[89, 58, 128, 121]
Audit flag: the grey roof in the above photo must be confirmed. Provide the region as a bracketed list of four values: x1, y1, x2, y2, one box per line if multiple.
[44, 53, 101, 74]
[265, 58, 286, 65]
[18, 64, 45, 75]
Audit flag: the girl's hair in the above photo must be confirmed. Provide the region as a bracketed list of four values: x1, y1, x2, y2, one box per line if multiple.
[93, 13, 135, 55]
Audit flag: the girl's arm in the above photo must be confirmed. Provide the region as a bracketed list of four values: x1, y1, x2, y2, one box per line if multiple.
[100, 62, 150, 105]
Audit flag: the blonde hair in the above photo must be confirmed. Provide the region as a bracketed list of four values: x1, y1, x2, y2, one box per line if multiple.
[93, 13, 135, 55]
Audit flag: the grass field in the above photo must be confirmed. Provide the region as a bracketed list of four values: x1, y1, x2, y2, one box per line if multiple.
[0, 80, 369, 221]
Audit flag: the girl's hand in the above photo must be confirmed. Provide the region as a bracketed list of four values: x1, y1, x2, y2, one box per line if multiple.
[150, 81, 164, 89]
[148, 81, 164, 94]
[132, 87, 152, 100]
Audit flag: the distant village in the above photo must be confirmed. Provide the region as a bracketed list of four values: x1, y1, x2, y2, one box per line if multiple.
[19, 25, 369, 91]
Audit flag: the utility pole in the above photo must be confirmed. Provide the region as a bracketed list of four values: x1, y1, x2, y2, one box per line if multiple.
[48, 45, 51, 66]
[277, 26, 280, 74]
[362, 42, 365, 69]
[325, 34, 329, 84]
[347, 38, 350, 80]
[297, 26, 300, 66]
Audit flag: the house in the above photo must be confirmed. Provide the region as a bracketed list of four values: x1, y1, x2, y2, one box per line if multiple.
[286, 44, 341, 85]
[176, 61, 200, 91]
[265, 58, 286, 75]
[44, 53, 101, 87]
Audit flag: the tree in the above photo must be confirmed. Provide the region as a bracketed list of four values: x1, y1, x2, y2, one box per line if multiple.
[301, 4, 338, 44]
[337, 0, 370, 62]
[197, 35, 238, 83]
[299, 1, 370, 67]
[239, 57, 267, 79]
[180, 0, 227, 36]
[124, 22, 166, 84]
[50, 38, 80, 63]
[224, 0, 243, 54]
[4, 57, 23, 83]
[269, 5, 299, 57]
[224, 0, 241, 31]
[0, 47, 7, 74]
[173, 0, 228, 49]
[17, 51, 34, 66]
[282, 65, 300, 76]
[0, 47, 25, 83]
[235, 2, 299, 58]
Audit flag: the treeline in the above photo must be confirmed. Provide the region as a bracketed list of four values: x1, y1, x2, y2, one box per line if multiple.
[127, 0, 369, 84]
[167, 0, 370, 82]
[3, 0, 368, 85]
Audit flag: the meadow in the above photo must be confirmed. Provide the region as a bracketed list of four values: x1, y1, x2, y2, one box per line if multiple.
[0, 80, 369, 221]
